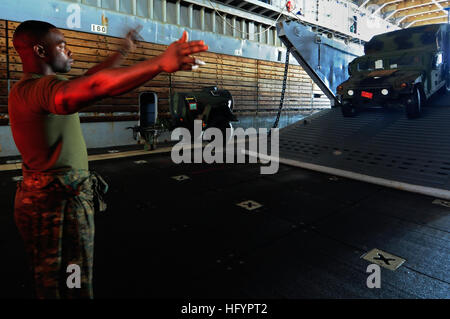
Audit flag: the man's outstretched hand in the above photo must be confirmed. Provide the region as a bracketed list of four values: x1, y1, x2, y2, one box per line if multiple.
[159, 31, 208, 73]
[85, 26, 143, 76]
[121, 25, 143, 54]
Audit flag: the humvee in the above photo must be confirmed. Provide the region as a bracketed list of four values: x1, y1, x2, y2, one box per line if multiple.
[337, 24, 450, 118]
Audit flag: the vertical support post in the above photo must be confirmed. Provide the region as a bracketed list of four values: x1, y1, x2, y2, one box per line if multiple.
[132, 0, 137, 15]
[275, 28, 279, 46]
[189, 4, 194, 29]
[115, 0, 120, 11]
[162, 0, 167, 23]
[232, 17, 236, 37]
[258, 24, 262, 42]
[315, 0, 319, 22]
[248, 22, 254, 41]
[200, 7, 205, 31]
[149, 0, 153, 19]
[212, 10, 216, 33]
[176, 0, 181, 26]
[222, 13, 227, 35]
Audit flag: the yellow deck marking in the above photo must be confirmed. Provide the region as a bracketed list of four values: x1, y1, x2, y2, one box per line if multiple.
[0, 147, 173, 172]
[0, 137, 256, 172]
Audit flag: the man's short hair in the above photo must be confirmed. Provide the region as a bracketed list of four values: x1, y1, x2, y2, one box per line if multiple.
[13, 20, 57, 52]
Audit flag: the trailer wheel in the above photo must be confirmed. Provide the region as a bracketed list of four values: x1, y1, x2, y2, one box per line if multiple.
[341, 104, 357, 117]
[419, 87, 428, 107]
[406, 87, 422, 119]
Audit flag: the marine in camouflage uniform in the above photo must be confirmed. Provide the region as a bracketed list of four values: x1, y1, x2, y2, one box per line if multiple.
[8, 22, 114, 299]
[9, 20, 207, 298]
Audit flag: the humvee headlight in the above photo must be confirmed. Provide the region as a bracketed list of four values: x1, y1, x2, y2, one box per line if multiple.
[381, 89, 389, 96]
[348, 90, 354, 96]
[401, 82, 408, 88]
[337, 85, 343, 92]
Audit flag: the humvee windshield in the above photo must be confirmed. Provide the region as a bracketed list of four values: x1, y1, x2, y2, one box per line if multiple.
[388, 55, 422, 69]
[357, 59, 378, 71]
[356, 54, 422, 71]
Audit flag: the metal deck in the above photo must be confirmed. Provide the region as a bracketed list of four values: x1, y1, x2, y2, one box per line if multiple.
[1, 150, 448, 299]
[277, 94, 450, 200]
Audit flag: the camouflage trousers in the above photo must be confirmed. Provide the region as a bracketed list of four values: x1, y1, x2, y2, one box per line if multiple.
[14, 169, 108, 299]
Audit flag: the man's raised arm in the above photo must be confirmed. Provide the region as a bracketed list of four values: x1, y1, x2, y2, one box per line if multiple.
[52, 31, 207, 115]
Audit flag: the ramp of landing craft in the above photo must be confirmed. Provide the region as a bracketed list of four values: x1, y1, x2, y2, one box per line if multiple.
[278, 100, 450, 200]
[274, 20, 450, 199]
[276, 20, 364, 106]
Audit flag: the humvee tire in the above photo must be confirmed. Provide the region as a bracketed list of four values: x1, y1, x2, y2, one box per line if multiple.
[406, 87, 422, 119]
[445, 72, 450, 92]
[438, 67, 450, 94]
[341, 104, 357, 117]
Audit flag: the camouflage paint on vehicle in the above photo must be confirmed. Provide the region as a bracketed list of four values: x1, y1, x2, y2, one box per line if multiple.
[337, 24, 450, 118]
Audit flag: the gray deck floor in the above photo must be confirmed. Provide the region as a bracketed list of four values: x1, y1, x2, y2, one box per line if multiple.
[0, 149, 448, 298]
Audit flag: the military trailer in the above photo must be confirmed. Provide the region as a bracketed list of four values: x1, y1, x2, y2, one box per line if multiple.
[337, 24, 450, 118]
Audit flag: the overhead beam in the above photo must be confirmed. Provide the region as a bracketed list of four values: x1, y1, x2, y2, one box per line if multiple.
[431, 0, 449, 18]
[371, 0, 403, 15]
[401, 9, 448, 22]
[388, 1, 450, 18]
[413, 16, 448, 25]
[395, 7, 443, 24]
[382, 0, 448, 13]
[358, 0, 372, 8]
[404, 14, 448, 27]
